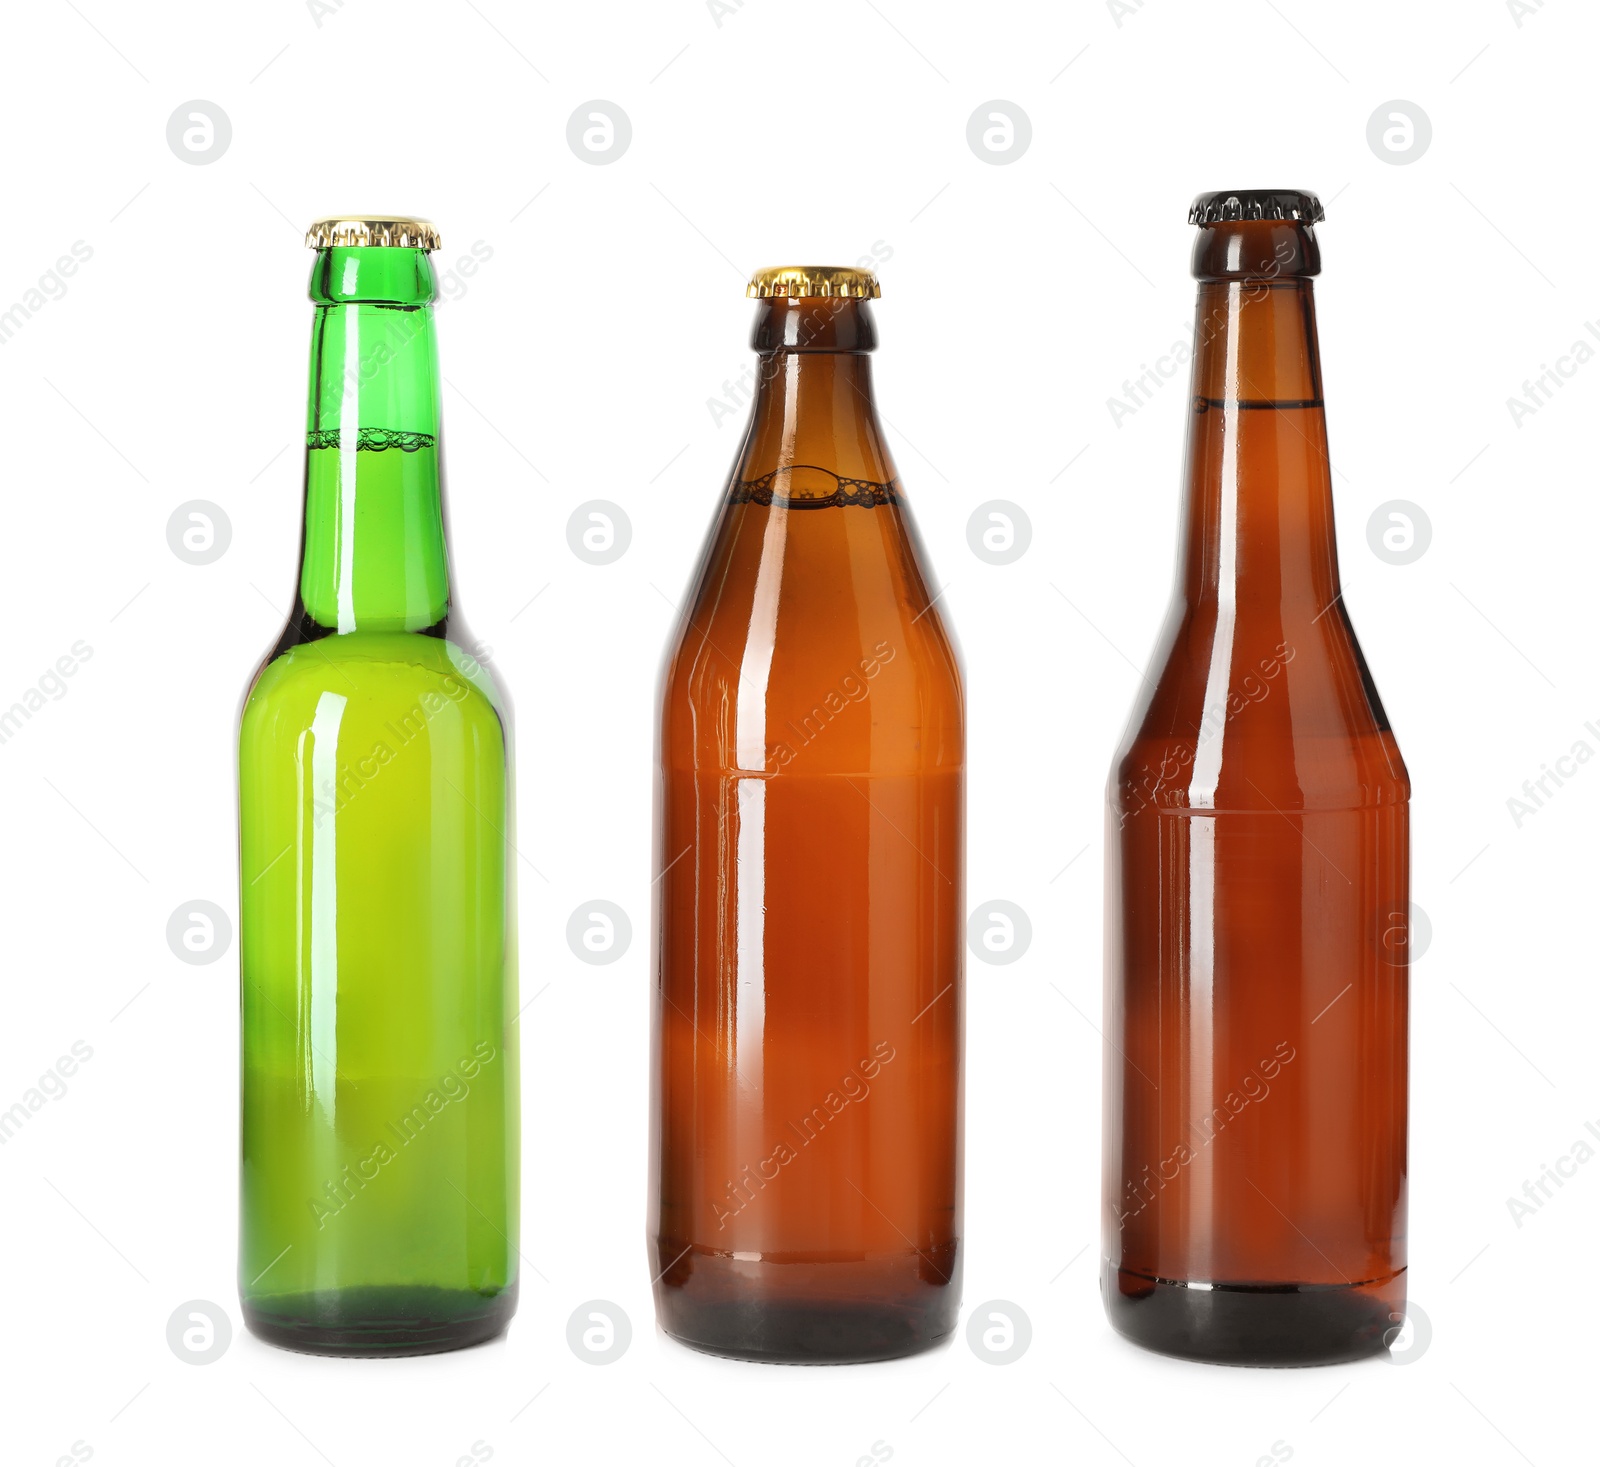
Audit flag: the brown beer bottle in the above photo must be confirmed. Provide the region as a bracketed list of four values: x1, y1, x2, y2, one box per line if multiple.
[650, 266, 964, 1362]
[1103, 192, 1410, 1365]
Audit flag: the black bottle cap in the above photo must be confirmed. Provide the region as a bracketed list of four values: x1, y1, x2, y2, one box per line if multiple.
[1188, 190, 1324, 226]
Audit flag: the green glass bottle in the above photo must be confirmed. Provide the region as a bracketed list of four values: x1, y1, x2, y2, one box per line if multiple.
[237, 217, 518, 1356]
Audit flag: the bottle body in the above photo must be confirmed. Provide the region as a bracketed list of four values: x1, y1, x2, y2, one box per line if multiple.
[650, 287, 964, 1362]
[238, 239, 518, 1356]
[1102, 210, 1409, 1365]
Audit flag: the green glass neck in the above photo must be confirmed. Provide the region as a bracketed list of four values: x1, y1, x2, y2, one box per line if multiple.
[298, 247, 450, 633]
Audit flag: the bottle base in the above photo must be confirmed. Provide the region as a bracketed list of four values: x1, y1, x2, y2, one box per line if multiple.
[242, 1283, 517, 1358]
[654, 1242, 960, 1364]
[1103, 1263, 1401, 1367]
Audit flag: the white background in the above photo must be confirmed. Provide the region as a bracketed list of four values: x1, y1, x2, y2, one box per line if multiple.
[2, 1, 1594, 1463]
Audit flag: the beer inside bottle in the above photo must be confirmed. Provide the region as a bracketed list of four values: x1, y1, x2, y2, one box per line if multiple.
[1103, 192, 1409, 1365]
[650, 267, 965, 1362]
[237, 218, 518, 1356]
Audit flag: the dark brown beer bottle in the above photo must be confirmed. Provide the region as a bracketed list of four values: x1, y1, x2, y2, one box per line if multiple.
[1103, 192, 1410, 1365]
[650, 266, 964, 1362]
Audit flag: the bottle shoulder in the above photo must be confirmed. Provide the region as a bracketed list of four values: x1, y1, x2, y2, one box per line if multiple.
[660, 497, 962, 775]
[242, 628, 507, 737]
[1111, 599, 1408, 812]
[666, 492, 960, 684]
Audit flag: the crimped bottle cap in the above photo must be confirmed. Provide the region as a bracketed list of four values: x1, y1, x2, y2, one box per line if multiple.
[747, 265, 880, 300]
[305, 216, 441, 251]
[1188, 190, 1324, 226]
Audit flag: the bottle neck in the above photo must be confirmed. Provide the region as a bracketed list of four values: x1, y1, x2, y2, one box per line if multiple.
[298, 247, 450, 633]
[1177, 221, 1339, 620]
[734, 297, 897, 499]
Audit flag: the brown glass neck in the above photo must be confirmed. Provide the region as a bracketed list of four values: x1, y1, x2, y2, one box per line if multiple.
[749, 295, 878, 353]
[736, 299, 896, 487]
[1190, 217, 1320, 283]
[1178, 222, 1339, 617]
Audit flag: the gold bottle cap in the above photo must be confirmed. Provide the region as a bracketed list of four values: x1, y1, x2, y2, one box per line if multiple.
[746, 265, 880, 300]
[304, 216, 441, 251]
